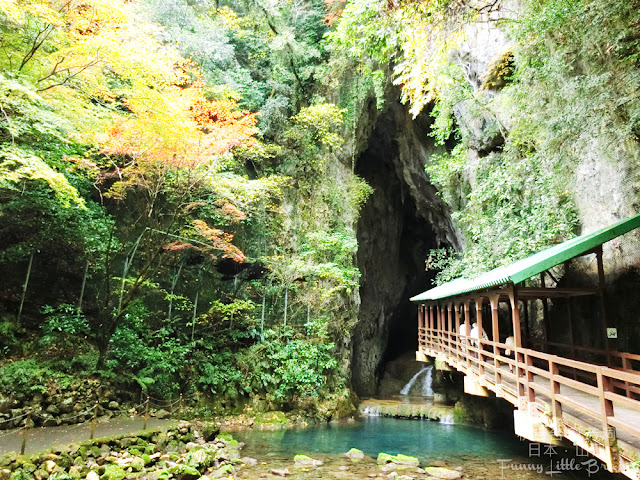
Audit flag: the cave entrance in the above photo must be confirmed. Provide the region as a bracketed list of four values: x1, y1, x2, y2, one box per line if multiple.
[351, 97, 449, 396]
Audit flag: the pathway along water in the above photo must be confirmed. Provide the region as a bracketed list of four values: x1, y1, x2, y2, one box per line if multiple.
[0, 417, 173, 456]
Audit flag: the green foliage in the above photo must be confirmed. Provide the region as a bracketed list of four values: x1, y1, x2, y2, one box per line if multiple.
[424, 143, 466, 206]
[0, 319, 19, 356]
[429, 153, 578, 283]
[40, 304, 90, 347]
[0, 359, 75, 396]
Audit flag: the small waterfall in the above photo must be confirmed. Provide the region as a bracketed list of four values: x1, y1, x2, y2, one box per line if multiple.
[422, 365, 434, 397]
[400, 365, 434, 397]
[361, 405, 381, 416]
[439, 412, 455, 425]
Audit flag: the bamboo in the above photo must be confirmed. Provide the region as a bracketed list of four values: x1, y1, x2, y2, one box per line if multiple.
[283, 285, 289, 327]
[17, 252, 34, 325]
[78, 260, 89, 310]
[191, 290, 199, 343]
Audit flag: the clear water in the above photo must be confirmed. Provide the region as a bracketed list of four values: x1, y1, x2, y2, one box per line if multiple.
[234, 416, 527, 462]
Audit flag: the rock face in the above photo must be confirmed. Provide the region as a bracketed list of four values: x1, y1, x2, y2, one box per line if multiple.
[352, 93, 459, 396]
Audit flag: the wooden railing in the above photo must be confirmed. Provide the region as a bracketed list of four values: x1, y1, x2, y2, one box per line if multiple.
[419, 326, 640, 475]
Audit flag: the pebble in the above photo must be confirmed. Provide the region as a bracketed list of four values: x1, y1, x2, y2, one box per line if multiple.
[270, 467, 290, 476]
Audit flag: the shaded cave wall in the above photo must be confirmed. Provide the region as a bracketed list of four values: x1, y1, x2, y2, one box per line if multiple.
[351, 94, 459, 396]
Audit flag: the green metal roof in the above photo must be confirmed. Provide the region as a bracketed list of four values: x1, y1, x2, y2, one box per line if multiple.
[410, 213, 640, 302]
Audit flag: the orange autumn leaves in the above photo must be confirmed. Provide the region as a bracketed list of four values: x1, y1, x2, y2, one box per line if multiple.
[100, 80, 257, 264]
[102, 81, 259, 167]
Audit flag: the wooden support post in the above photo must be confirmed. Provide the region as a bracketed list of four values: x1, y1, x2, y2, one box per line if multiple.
[418, 304, 425, 352]
[523, 299, 530, 349]
[622, 356, 632, 397]
[178, 394, 183, 421]
[143, 396, 150, 430]
[596, 247, 613, 365]
[525, 353, 535, 412]
[597, 368, 618, 472]
[540, 272, 550, 353]
[90, 401, 98, 440]
[549, 360, 563, 436]
[489, 294, 501, 392]
[465, 301, 472, 372]
[20, 409, 32, 455]
[447, 302, 453, 355]
[437, 304, 443, 351]
[509, 286, 526, 408]
[476, 298, 484, 377]
[455, 302, 461, 365]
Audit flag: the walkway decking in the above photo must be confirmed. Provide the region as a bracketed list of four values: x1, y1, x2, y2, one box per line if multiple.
[418, 329, 640, 479]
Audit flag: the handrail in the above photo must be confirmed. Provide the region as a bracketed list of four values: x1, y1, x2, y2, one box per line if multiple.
[418, 326, 640, 465]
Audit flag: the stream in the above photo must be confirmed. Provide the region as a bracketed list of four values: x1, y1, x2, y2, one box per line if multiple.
[232, 416, 619, 480]
[0, 414, 621, 479]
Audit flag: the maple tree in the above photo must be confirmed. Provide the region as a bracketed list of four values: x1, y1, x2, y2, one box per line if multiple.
[101, 81, 260, 168]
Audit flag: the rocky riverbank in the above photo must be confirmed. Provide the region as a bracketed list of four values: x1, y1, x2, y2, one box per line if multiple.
[0, 379, 143, 430]
[0, 421, 237, 479]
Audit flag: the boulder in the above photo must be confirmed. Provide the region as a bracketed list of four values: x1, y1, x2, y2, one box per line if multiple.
[155, 409, 171, 420]
[59, 397, 74, 414]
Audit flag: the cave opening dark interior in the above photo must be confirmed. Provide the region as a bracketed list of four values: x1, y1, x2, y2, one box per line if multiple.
[352, 98, 442, 395]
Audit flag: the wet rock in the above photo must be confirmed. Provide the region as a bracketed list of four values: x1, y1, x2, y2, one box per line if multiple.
[108, 401, 119, 410]
[0, 397, 12, 414]
[342, 448, 365, 460]
[377, 453, 419, 466]
[0, 469, 10, 480]
[423, 466, 462, 479]
[293, 454, 323, 466]
[41, 414, 59, 427]
[43, 460, 57, 474]
[169, 464, 200, 480]
[86, 470, 100, 480]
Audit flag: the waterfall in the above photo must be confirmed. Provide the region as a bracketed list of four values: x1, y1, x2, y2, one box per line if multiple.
[422, 365, 434, 397]
[439, 412, 455, 425]
[400, 365, 434, 396]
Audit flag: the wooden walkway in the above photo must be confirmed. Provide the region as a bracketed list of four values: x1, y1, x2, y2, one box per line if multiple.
[418, 329, 640, 479]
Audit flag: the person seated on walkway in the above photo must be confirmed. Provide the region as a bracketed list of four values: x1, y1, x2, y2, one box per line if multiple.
[458, 322, 468, 352]
[469, 322, 488, 357]
[504, 335, 515, 373]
